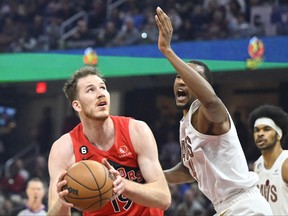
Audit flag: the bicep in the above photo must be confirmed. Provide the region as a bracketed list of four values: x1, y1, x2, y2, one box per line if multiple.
[129, 120, 164, 183]
[200, 98, 228, 124]
[197, 100, 230, 135]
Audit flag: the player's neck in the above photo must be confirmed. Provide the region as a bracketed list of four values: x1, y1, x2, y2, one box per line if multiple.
[262, 146, 283, 169]
[83, 117, 115, 150]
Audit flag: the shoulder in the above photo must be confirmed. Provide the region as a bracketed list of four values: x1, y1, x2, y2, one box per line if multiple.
[129, 119, 151, 133]
[281, 156, 288, 184]
[51, 133, 73, 152]
[48, 133, 74, 165]
[253, 156, 263, 171]
[128, 119, 156, 153]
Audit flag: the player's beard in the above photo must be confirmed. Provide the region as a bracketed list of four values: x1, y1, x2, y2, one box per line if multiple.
[85, 108, 109, 121]
[258, 135, 278, 151]
[176, 101, 191, 110]
[175, 97, 194, 111]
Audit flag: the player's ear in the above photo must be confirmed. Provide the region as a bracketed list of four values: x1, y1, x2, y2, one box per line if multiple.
[72, 100, 81, 112]
[277, 133, 281, 141]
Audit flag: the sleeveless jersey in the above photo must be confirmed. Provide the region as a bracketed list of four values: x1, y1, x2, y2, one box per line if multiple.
[70, 115, 163, 216]
[180, 100, 258, 206]
[254, 150, 288, 215]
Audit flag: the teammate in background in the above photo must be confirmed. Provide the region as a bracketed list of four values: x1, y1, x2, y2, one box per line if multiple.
[248, 104, 288, 215]
[17, 177, 47, 216]
[47, 66, 171, 216]
[154, 7, 273, 215]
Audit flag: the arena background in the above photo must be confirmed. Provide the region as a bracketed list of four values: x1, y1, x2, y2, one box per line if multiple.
[0, 1, 288, 214]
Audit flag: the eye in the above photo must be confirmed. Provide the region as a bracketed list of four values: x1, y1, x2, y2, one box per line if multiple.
[264, 126, 272, 132]
[100, 85, 106, 90]
[254, 127, 260, 133]
[87, 87, 94, 92]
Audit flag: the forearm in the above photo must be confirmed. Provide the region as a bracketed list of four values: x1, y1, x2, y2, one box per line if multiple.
[122, 178, 170, 210]
[164, 162, 195, 184]
[47, 199, 71, 216]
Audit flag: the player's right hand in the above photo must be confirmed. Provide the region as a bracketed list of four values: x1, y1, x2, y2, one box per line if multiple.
[56, 170, 74, 207]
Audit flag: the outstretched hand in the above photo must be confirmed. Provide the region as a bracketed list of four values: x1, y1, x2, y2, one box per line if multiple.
[154, 7, 173, 53]
[102, 158, 125, 198]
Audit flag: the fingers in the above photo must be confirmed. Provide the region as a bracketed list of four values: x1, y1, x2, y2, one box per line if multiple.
[113, 176, 125, 197]
[56, 170, 67, 193]
[102, 158, 125, 197]
[154, 7, 163, 29]
[57, 170, 74, 208]
[102, 158, 112, 171]
[155, 7, 172, 27]
[156, 6, 163, 16]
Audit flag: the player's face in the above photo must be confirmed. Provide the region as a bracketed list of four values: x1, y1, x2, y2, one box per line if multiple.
[253, 124, 279, 151]
[173, 74, 194, 111]
[173, 63, 204, 111]
[75, 75, 110, 121]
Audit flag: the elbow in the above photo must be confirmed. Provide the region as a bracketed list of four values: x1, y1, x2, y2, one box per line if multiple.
[161, 193, 172, 210]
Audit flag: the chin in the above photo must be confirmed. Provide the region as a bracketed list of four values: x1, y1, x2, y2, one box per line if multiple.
[94, 112, 110, 121]
[176, 102, 191, 110]
[98, 114, 109, 120]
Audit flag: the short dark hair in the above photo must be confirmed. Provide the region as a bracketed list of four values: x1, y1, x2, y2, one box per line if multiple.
[63, 66, 104, 104]
[188, 60, 213, 85]
[248, 104, 288, 146]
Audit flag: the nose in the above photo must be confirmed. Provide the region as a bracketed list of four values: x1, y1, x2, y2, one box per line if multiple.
[256, 129, 264, 137]
[176, 77, 185, 86]
[97, 92, 105, 99]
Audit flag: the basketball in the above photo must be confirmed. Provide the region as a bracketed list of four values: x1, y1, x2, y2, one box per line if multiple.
[62, 160, 113, 212]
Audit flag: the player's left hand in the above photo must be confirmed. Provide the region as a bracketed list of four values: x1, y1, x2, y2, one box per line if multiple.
[102, 158, 125, 198]
[154, 7, 173, 52]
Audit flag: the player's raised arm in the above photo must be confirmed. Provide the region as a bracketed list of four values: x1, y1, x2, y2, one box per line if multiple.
[155, 6, 227, 124]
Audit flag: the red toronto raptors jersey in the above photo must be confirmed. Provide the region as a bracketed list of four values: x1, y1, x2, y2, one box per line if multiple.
[70, 115, 163, 216]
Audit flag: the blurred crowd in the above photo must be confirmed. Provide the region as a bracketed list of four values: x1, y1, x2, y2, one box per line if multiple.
[0, 0, 288, 52]
[0, 0, 288, 215]
[0, 155, 49, 215]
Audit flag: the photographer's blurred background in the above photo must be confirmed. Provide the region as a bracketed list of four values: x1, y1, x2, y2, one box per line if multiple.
[1, 0, 288, 215]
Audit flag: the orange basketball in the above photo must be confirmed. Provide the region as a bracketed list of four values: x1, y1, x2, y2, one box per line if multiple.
[62, 160, 113, 212]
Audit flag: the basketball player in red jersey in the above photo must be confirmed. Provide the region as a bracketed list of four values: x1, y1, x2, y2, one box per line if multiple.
[47, 66, 171, 216]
